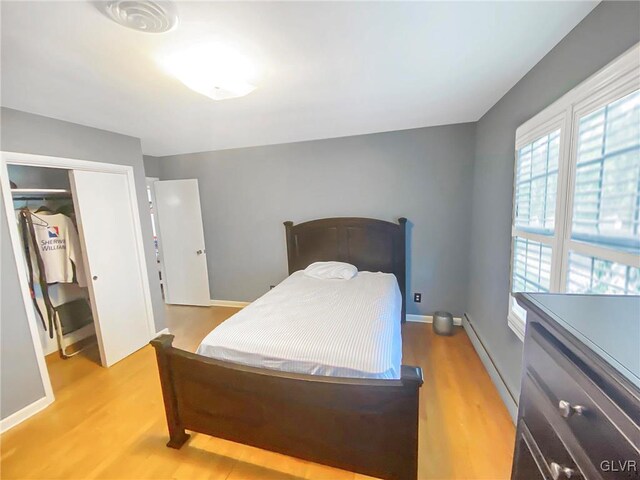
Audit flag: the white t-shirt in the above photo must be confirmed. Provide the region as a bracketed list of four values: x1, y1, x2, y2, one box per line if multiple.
[30, 213, 87, 287]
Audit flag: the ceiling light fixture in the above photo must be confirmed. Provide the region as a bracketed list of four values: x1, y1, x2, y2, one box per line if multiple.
[100, 0, 179, 34]
[158, 43, 259, 101]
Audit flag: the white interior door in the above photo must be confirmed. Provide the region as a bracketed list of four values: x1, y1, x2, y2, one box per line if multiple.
[154, 179, 210, 306]
[70, 170, 153, 367]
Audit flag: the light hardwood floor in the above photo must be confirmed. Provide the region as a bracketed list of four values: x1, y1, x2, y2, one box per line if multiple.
[1, 306, 515, 479]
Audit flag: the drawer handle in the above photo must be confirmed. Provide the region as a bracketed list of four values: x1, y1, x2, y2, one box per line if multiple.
[558, 400, 586, 418]
[550, 462, 576, 479]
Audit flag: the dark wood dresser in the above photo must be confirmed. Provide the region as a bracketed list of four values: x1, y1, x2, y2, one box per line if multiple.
[512, 293, 640, 480]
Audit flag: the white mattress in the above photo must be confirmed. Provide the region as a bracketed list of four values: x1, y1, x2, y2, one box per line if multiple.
[196, 270, 403, 379]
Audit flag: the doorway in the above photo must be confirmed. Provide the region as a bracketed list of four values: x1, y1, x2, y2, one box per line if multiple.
[145, 177, 165, 300]
[1, 152, 156, 418]
[153, 179, 210, 306]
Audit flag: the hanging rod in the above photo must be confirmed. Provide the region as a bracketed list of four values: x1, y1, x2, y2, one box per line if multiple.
[12, 188, 72, 201]
[11, 188, 71, 195]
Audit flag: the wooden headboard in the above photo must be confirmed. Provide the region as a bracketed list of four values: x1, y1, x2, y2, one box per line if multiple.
[284, 217, 407, 322]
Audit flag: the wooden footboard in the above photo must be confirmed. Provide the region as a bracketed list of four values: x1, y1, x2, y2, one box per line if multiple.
[151, 334, 423, 480]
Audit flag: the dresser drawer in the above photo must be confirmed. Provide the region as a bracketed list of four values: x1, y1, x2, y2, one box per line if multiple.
[511, 422, 549, 480]
[520, 374, 585, 479]
[527, 321, 640, 479]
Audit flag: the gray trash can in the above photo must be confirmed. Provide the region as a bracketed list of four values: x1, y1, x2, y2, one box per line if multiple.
[433, 311, 454, 336]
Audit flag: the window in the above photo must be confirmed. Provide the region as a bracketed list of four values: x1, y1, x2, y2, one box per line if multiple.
[509, 44, 640, 340]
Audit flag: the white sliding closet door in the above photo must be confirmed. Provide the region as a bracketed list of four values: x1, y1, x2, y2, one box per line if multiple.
[71, 170, 152, 367]
[154, 179, 210, 306]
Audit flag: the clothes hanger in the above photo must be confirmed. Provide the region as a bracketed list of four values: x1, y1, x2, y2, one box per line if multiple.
[20, 207, 49, 227]
[30, 212, 50, 228]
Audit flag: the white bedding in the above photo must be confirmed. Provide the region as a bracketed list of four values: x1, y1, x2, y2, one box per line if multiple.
[196, 270, 403, 379]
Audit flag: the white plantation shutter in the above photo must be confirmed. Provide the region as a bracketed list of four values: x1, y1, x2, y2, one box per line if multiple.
[572, 90, 640, 250]
[567, 252, 639, 295]
[514, 130, 560, 234]
[512, 237, 552, 292]
[509, 45, 639, 340]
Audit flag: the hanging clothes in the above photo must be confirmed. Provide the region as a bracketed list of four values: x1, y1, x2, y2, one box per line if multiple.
[18, 210, 49, 331]
[19, 209, 58, 338]
[28, 212, 87, 287]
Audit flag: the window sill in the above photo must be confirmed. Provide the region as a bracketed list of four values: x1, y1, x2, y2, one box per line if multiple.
[508, 312, 525, 342]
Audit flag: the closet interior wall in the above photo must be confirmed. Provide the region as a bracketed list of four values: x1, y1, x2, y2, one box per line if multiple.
[8, 165, 96, 359]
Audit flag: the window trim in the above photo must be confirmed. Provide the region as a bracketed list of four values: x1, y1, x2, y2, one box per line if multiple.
[507, 295, 526, 341]
[509, 43, 640, 340]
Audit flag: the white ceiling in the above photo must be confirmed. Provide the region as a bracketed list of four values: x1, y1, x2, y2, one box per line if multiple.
[1, 1, 598, 156]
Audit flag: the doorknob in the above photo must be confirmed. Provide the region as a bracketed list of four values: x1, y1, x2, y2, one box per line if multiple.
[196, 249, 204, 255]
[93, 275, 98, 281]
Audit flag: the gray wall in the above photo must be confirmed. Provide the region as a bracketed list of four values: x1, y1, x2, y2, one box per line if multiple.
[466, 0, 640, 401]
[156, 124, 476, 317]
[1, 193, 46, 419]
[0, 107, 166, 420]
[143, 155, 161, 179]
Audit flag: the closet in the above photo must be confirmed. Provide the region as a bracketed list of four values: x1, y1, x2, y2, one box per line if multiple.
[9, 165, 96, 361]
[3, 155, 155, 393]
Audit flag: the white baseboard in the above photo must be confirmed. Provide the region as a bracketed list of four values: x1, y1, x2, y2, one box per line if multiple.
[210, 299, 250, 308]
[0, 395, 52, 433]
[406, 314, 462, 326]
[462, 313, 518, 423]
[154, 328, 170, 338]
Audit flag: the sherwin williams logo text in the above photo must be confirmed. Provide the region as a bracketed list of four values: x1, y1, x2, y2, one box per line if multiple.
[41, 226, 66, 251]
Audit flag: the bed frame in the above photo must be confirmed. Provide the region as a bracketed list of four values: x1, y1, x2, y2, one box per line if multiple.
[151, 217, 423, 480]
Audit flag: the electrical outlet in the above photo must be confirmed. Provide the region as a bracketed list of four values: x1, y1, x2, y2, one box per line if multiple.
[414, 293, 422, 303]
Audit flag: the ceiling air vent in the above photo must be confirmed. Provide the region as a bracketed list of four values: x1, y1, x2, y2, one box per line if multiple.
[100, 1, 178, 33]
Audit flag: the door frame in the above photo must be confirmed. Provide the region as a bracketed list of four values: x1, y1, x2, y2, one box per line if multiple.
[0, 151, 156, 430]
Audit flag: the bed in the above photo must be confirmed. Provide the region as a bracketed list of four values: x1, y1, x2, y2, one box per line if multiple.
[197, 269, 403, 379]
[151, 217, 423, 480]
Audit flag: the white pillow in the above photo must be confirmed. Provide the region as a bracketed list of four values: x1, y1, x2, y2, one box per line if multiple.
[303, 261, 358, 280]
